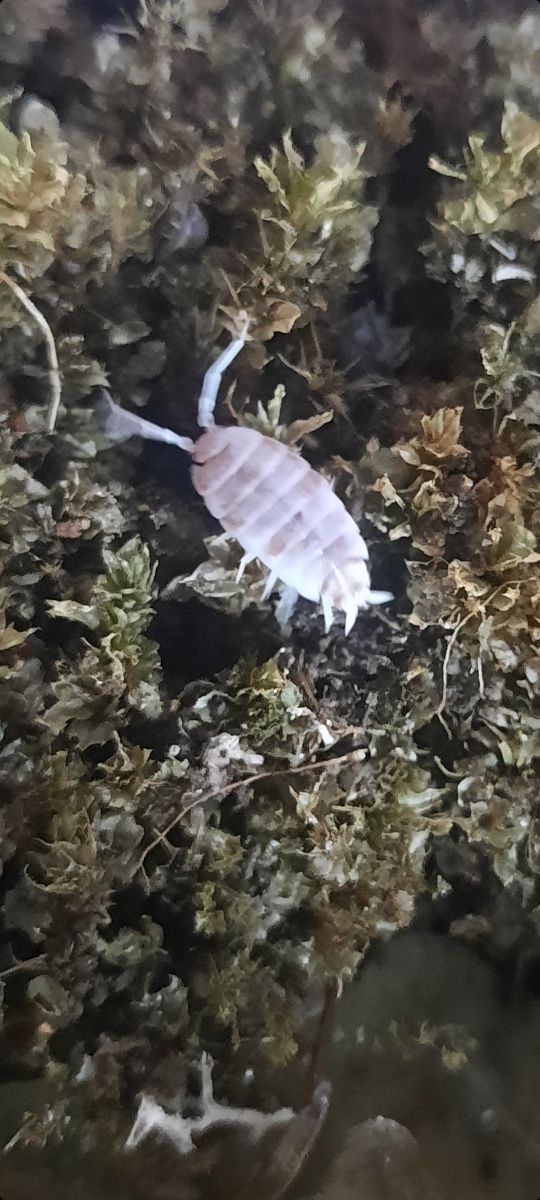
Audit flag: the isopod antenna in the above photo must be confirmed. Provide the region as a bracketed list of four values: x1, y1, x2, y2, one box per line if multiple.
[197, 318, 250, 427]
[94, 389, 195, 453]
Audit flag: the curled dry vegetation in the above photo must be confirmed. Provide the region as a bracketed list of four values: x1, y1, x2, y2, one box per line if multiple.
[0, 0, 539, 1186]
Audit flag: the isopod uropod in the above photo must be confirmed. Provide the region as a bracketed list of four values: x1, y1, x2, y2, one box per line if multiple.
[98, 325, 392, 634]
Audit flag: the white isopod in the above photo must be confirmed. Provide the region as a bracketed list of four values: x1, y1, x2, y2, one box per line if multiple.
[98, 326, 392, 634]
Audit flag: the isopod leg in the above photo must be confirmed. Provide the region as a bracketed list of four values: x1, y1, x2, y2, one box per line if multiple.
[344, 600, 358, 636]
[321, 593, 334, 633]
[368, 589, 394, 605]
[275, 585, 298, 628]
[262, 570, 278, 600]
[197, 321, 249, 427]
[236, 553, 255, 583]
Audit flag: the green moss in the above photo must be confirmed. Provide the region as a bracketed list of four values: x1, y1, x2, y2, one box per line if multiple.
[0, 120, 82, 281]
[430, 104, 540, 239]
[47, 538, 162, 745]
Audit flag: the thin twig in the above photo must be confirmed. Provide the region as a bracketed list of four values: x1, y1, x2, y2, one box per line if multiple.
[136, 748, 364, 872]
[477, 652, 485, 699]
[0, 955, 46, 980]
[435, 575, 536, 731]
[436, 610, 476, 726]
[433, 756, 462, 780]
[0, 271, 61, 432]
[306, 981, 337, 1103]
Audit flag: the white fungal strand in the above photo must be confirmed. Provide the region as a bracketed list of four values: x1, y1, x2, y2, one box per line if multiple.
[192, 425, 390, 633]
[125, 1053, 294, 1155]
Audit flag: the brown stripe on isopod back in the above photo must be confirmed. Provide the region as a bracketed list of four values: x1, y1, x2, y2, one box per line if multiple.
[191, 438, 255, 498]
[209, 455, 284, 525]
[247, 485, 342, 576]
[319, 531, 366, 566]
[236, 458, 311, 541]
[201, 440, 287, 523]
[313, 507, 367, 556]
[264, 512, 310, 559]
[265, 483, 341, 561]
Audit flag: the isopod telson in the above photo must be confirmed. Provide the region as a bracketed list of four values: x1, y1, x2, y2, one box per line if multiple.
[98, 325, 392, 634]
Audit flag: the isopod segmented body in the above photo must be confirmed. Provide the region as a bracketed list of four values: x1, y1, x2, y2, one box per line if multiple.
[192, 424, 389, 633]
[98, 327, 392, 634]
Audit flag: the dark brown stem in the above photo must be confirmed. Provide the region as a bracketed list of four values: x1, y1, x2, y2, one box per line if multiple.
[136, 748, 364, 872]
